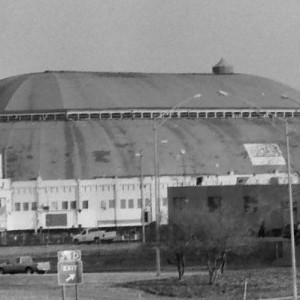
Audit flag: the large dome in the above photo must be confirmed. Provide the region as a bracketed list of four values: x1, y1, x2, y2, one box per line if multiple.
[1, 71, 300, 112]
[1, 70, 300, 181]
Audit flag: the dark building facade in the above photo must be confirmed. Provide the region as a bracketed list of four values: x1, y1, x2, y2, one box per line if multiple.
[168, 184, 300, 235]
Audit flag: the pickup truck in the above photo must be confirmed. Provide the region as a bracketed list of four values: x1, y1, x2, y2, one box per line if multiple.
[72, 228, 117, 244]
[0, 255, 51, 274]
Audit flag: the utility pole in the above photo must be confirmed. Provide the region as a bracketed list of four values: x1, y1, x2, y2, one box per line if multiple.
[153, 93, 202, 277]
[137, 149, 146, 244]
[285, 120, 298, 300]
[154, 118, 161, 277]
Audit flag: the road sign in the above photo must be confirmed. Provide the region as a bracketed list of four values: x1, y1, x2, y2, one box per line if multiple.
[58, 261, 83, 286]
[58, 250, 81, 262]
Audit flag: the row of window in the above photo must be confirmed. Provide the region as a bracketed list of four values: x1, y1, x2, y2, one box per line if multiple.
[13, 197, 169, 212]
[3, 109, 297, 123]
[0, 109, 298, 124]
[174, 196, 300, 213]
[14, 200, 89, 212]
[13, 182, 180, 195]
[101, 198, 168, 210]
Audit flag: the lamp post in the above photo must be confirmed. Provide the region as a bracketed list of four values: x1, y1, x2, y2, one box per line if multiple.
[284, 119, 298, 300]
[225, 89, 299, 299]
[154, 93, 202, 277]
[242, 98, 299, 299]
[280, 94, 300, 300]
[136, 150, 145, 244]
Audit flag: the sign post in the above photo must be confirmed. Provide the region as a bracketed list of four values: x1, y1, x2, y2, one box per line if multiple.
[58, 250, 82, 300]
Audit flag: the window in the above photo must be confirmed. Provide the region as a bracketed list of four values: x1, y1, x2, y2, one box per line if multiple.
[31, 202, 37, 211]
[0, 198, 5, 207]
[15, 203, 21, 211]
[62, 201, 68, 210]
[23, 202, 29, 211]
[120, 199, 126, 209]
[207, 196, 222, 212]
[144, 211, 149, 223]
[146, 198, 151, 207]
[282, 201, 297, 214]
[82, 200, 89, 209]
[244, 196, 258, 213]
[70, 201, 76, 209]
[173, 197, 188, 210]
[137, 199, 142, 209]
[162, 198, 168, 206]
[101, 200, 106, 210]
[51, 202, 58, 210]
[128, 199, 134, 209]
[109, 200, 115, 209]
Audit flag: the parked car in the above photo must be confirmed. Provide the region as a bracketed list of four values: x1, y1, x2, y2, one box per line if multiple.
[72, 228, 117, 245]
[0, 255, 50, 274]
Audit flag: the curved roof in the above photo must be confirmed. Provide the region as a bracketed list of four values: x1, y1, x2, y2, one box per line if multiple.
[1, 71, 300, 112]
[1, 118, 300, 181]
[1, 70, 300, 181]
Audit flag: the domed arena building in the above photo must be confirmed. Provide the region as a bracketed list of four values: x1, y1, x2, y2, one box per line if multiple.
[1, 59, 300, 237]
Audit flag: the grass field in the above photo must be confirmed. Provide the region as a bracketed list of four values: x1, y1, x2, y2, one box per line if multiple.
[0, 242, 299, 299]
[0, 242, 157, 273]
[0, 268, 299, 299]
[121, 268, 300, 299]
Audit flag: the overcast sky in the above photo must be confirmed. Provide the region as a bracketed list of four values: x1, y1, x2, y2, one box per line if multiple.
[1, 0, 300, 91]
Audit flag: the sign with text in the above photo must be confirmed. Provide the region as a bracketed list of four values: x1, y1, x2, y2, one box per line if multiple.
[244, 143, 286, 166]
[58, 261, 83, 286]
[58, 250, 81, 262]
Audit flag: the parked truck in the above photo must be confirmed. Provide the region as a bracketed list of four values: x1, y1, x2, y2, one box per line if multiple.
[0, 255, 51, 274]
[72, 228, 117, 244]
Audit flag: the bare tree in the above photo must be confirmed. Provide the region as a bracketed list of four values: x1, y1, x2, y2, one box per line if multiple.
[163, 201, 258, 284]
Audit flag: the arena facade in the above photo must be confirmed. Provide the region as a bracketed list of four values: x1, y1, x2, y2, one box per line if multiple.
[1, 59, 300, 233]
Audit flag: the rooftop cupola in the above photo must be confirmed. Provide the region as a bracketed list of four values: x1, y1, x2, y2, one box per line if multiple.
[212, 58, 233, 75]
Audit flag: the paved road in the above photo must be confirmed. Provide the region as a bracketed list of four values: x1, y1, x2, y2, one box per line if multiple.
[0, 271, 206, 300]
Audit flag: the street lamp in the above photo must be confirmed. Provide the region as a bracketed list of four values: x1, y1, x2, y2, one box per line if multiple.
[135, 150, 145, 244]
[284, 119, 298, 300]
[224, 90, 299, 299]
[154, 93, 202, 277]
[242, 92, 299, 300]
[279, 95, 300, 300]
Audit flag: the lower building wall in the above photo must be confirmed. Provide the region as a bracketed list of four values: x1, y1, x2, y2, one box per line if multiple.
[7, 212, 36, 230]
[1, 173, 299, 232]
[2, 175, 188, 231]
[78, 209, 98, 228]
